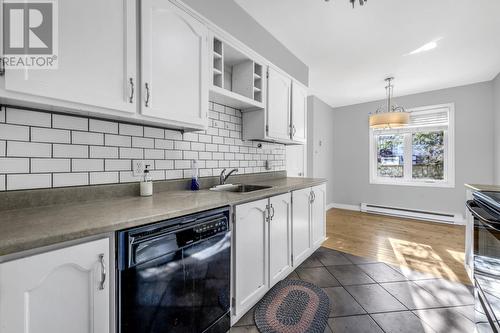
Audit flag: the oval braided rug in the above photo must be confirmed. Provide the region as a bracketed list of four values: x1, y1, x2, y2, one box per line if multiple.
[254, 279, 330, 333]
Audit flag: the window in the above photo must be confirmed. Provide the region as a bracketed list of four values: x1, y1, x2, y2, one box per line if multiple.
[369, 104, 454, 187]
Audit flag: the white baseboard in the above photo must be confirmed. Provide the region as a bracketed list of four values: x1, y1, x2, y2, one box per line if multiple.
[327, 203, 360, 211]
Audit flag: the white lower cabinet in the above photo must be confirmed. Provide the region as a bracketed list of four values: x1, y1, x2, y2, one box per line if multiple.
[233, 193, 291, 320]
[311, 184, 327, 249]
[292, 184, 327, 267]
[292, 187, 313, 265]
[0, 238, 111, 333]
[268, 193, 293, 287]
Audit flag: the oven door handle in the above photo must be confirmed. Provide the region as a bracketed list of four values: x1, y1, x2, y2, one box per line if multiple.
[467, 200, 500, 231]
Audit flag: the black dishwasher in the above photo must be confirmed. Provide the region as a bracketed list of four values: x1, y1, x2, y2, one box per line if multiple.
[117, 207, 231, 333]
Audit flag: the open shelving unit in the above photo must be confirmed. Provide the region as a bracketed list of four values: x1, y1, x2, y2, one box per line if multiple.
[210, 37, 265, 110]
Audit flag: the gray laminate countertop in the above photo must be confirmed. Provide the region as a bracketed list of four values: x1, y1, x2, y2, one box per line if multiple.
[465, 184, 500, 192]
[0, 177, 326, 256]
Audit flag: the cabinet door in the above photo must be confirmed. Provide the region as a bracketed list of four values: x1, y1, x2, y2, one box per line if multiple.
[291, 81, 307, 143]
[311, 184, 327, 249]
[141, 0, 208, 128]
[267, 67, 291, 141]
[292, 187, 312, 266]
[0, 238, 110, 333]
[269, 193, 292, 287]
[3, 0, 136, 114]
[234, 198, 269, 318]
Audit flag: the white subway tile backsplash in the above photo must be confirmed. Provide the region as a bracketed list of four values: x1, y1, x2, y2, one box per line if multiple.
[165, 150, 183, 159]
[199, 152, 212, 160]
[183, 132, 198, 142]
[119, 171, 140, 183]
[174, 141, 190, 150]
[0, 158, 30, 173]
[119, 147, 143, 159]
[0, 123, 30, 141]
[72, 131, 104, 145]
[132, 137, 154, 149]
[90, 172, 119, 185]
[53, 114, 88, 131]
[53, 144, 88, 158]
[155, 160, 174, 170]
[31, 158, 70, 173]
[174, 160, 191, 169]
[144, 127, 164, 139]
[90, 146, 119, 159]
[166, 169, 183, 180]
[53, 173, 88, 187]
[105, 159, 131, 171]
[31, 127, 70, 143]
[72, 159, 104, 172]
[7, 109, 51, 127]
[183, 151, 198, 160]
[89, 119, 118, 134]
[191, 142, 205, 151]
[7, 174, 51, 190]
[145, 149, 164, 159]
[213, 103, 225, 113]
[198, 134, 211, 143]
[165, 130, 182, 140]
[7, 141, 51, 157]
[105, 134, 131, 147]
[119, 123, 143, 136]
[155, 139, 174, 150]
[0, 103, 286, 191]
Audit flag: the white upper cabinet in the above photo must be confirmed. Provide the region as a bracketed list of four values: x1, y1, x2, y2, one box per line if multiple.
[268, 193, 292, 287]
[291, 81, 307, 143]
[266, 67, 291, 141]
[141, 0, 208, 129]
[0, 238, 111, 333]
[1, 0, 137, 114]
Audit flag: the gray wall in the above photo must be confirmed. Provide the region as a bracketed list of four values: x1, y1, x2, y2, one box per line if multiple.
[494, 73, 500, 185]
[182, 0, 309, 86]
[307, 96, 335, 203]
[330, 82, 495, 216]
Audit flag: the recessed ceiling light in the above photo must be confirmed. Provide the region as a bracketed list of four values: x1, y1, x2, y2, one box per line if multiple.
[408, 39, 441, 55]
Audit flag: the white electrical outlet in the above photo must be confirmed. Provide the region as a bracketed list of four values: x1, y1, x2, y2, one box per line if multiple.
[133, 160, 145, 176]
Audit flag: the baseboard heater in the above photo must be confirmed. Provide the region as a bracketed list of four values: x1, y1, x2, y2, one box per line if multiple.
[360, 203, 462, 224]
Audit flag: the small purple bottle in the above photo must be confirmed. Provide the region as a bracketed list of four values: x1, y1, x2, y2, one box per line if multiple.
[190, 160, 200, 191]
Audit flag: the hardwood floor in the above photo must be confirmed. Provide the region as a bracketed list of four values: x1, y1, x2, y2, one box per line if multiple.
[322, 208, 470, 284]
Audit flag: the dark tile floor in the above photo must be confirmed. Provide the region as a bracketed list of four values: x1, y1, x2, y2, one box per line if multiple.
[231, 247, 477, 333]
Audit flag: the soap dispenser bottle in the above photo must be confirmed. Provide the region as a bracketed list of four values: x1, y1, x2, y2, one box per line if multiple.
[140, 164, 153, 196]
[190, 160, 200, 191]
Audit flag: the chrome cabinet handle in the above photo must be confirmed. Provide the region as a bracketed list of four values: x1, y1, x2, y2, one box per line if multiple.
[265, 205, 271, 222]
[98, 253, 106, 290]
[309, 191, 315, 204]
[145, 83, 151, 107]
[270, 204, 275, 221]
[128, 78, 135, 103]
[292, 124, 297, 137]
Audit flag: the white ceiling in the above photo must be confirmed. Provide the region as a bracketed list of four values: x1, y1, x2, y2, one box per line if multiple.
[234, 0, 500, 108]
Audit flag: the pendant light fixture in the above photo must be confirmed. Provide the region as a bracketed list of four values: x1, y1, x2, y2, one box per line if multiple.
[324, 0, 367, 8]
[369, 77, 410, 129]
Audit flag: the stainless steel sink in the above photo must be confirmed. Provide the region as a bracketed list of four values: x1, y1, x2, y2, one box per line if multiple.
[210, 184, 272, 193]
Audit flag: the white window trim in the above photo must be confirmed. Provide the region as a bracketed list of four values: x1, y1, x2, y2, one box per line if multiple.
[369, 103, 455, 188]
